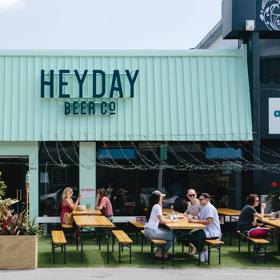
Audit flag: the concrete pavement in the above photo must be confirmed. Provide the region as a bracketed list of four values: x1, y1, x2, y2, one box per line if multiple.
[1, 268, 280, 280]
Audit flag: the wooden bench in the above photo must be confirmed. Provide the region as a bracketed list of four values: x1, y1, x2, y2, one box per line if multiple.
[237, 230, 270, 263]
[112, 230, 133, 263]
[248, 237, 269, 263]
[141, 230, 167, 263]
[51, 230, 67, 264]
[205, 239, 224, 265]
[62, 224, 73, 229]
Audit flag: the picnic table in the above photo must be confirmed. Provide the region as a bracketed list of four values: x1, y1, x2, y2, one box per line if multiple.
[262, 217, 280, 252]
[217, 208, 241, 246]
[165, 217, 205, 265]
[163, 208, 182, 216]
[129, 220, 145, 243]
[73, 209, 102, 216]
[73, 215, 115, 264]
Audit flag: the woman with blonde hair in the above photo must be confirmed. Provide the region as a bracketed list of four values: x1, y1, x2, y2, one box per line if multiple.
[184, 188, 200, 218]
[60, 187, 80, 225]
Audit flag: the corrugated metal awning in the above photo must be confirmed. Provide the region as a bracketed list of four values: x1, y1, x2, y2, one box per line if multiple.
[0, 47, 252, 141]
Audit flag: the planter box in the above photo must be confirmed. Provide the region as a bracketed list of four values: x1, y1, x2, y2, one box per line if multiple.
[0, 235, 37, 269]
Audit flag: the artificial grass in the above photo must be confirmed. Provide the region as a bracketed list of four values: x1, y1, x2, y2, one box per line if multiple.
[38, 233, 280, 268]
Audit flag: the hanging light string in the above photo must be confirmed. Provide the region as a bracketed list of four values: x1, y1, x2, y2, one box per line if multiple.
[116, 141, 148, 170]
[129, 139, 159, 170]
[4, 137, 280, 172]
[43, 141, 59, 165]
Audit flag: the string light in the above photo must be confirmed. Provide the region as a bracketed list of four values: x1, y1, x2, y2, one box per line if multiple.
[3, 134, 280, 173]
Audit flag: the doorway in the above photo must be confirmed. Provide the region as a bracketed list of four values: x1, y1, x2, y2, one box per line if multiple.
[0, 157, 29, 212]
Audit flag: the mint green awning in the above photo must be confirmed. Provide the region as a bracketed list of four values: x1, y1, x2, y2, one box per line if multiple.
[0, 47, 252, 141]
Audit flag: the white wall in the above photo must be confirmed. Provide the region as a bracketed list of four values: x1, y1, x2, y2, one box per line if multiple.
[79, 142, 96, 208]
[208, 36, 239, 49]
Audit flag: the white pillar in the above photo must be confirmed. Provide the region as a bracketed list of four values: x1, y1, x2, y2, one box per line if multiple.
[79, 142, 96, 207]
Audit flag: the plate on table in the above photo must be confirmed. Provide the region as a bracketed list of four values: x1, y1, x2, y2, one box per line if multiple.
[77, 205, 86, 211]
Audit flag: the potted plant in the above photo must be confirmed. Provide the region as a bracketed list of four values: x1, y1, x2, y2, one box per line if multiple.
[0, 172, 44, 269]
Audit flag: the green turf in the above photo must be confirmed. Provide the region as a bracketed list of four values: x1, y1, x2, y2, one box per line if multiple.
[38, 232, 280, 268]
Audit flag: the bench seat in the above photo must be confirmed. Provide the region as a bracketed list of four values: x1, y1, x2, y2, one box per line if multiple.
[205, 239, 224, 265]
[112, 230, 133, 244]
[51, 230, 67, 245]
[51, 230, 67, 264]
[112, 230, 133, 263]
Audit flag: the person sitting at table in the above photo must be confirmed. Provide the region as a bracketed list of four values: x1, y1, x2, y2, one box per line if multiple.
[61, 187, 81, 226]
[144, 190, 173, 259]
[237, 194, 265, 233]
[184, 188, 200, 217]
[96, 188, 113, 222]
[188, 193, 221, 263]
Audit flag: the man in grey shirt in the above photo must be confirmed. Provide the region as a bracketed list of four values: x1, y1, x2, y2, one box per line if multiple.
[188, 193, 221, 262]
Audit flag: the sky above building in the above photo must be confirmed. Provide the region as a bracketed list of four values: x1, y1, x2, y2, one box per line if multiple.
[0, 0, 222, 49]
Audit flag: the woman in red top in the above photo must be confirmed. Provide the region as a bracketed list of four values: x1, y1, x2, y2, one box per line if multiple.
[61, 187, 80, 225]
[96, 188, 113, 222]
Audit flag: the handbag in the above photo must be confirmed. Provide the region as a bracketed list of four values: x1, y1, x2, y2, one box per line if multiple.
[247, 227, 269, 238]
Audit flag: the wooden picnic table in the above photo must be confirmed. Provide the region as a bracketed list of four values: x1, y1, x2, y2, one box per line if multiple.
[129, 220, 145, 229]
[73, 209, 102, 216]
[163, 208, 182, 216]
[262, 217, 280, 228]
[165, 217, 205, 265]
[217, 208, 241, 246]
[262, 217, 280, 252]
[73, 215, 115, 264]
[217, 208, 241, 216]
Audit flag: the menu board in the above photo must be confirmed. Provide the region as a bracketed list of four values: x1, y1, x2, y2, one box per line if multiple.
[52, 168, 67, 185]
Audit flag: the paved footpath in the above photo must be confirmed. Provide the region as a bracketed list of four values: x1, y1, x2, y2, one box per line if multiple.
[1, 268, 280, 280]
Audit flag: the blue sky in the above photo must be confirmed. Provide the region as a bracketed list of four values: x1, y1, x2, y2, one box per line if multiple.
[0, 0, 222, 49]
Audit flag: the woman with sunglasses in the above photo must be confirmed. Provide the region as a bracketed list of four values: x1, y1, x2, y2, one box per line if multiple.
[184, 188, 200, 218]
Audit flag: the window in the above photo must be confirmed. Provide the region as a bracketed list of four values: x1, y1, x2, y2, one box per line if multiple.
[38, 142, 79, 217]
[260, 57, 280, 87]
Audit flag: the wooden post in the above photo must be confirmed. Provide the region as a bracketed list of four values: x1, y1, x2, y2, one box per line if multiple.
[25, 172, 30, 224]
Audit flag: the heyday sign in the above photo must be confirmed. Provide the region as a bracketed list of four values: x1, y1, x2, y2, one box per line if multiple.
[40, 69, 139, 115]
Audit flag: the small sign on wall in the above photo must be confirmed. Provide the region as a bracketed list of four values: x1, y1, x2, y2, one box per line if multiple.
[269, 98, 280, 134]
[80, 188, 95, 199]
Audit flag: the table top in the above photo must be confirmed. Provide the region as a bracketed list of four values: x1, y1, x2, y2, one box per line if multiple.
[165, 217, 205, 230]
[74, 215, 115, 228]
[162, 208, 183, 216]
[73, 209, 102, 216]
[129, 220, 145, 229]
[217, 208, 241, 216]
[262, 217, 280, 228]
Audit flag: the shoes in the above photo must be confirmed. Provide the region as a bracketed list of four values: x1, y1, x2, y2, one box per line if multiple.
[255, 249, 265, 257]
[199, 249, 208, 263]
[189, 243, 198, 255]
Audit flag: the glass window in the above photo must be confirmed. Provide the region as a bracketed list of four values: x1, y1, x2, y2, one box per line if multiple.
[260, 57, 280, 87]
[38, 142, 79, 217]
[260, 39, 280, 88]
[96, 142, 241, 216]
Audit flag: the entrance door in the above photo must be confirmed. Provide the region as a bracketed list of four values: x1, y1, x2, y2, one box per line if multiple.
[0, 157, 29, 212]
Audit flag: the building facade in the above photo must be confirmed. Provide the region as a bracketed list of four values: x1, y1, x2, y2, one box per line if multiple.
[0, 49, 252, 221]
[222, 0, 280, 197]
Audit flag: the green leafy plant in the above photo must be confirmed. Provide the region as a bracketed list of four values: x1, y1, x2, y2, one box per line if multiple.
[0, 171, 7, 199]
[25, 215, 44, 237]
